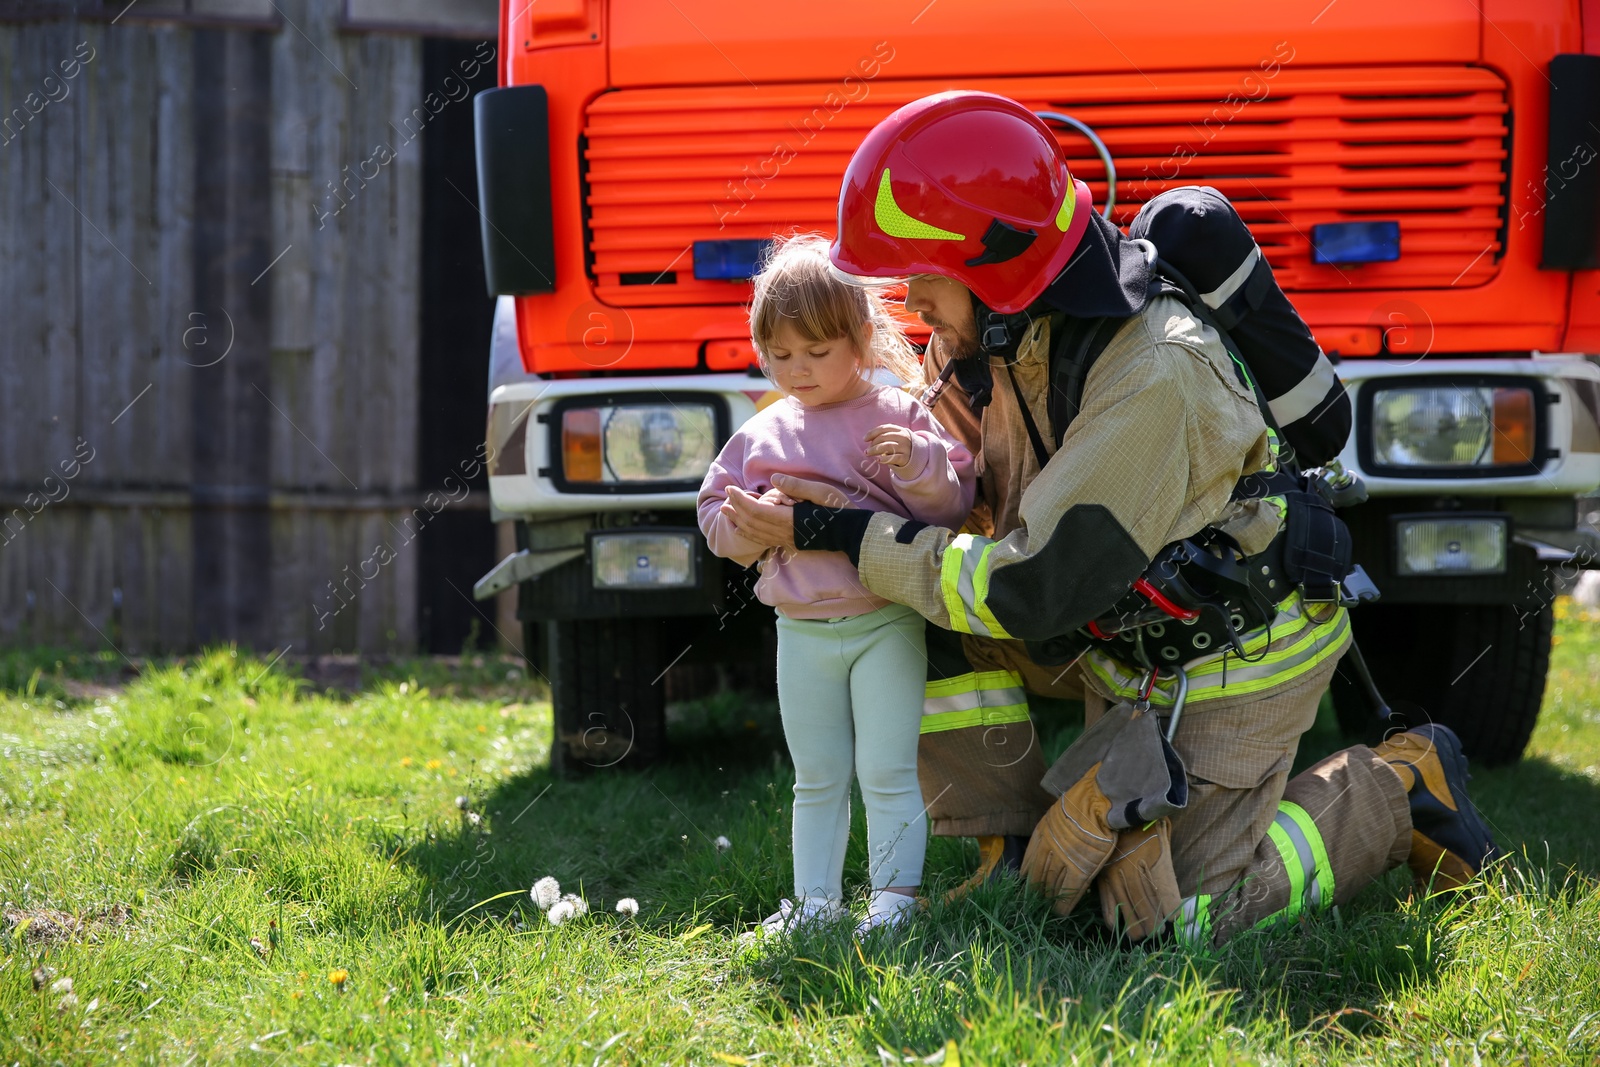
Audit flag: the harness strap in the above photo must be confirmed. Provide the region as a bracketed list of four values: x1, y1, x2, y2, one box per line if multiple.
[1003, 362, 1053, 471]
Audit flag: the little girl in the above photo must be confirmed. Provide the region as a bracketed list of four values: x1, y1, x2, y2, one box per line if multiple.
[697, 235, 976, 936]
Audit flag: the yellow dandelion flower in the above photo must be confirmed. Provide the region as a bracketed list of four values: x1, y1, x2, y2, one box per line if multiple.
[291, 990, 304, 1000]
[477, 724, 488, 733]
[328, 969, 348, 986]
[447, 767, 458, 777]
[400, 757, 413, 768]
[426, 759, 442, 770]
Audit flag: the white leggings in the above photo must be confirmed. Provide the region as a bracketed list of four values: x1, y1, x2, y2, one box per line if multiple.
[775, 603, 928, 901]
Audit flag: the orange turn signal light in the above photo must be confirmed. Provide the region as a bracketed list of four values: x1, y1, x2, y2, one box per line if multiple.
[1491, 388, 1536, 464]
[561, 408, 603, 482]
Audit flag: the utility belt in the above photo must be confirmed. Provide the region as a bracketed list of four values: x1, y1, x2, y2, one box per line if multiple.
[1039, 468, 1377, 675]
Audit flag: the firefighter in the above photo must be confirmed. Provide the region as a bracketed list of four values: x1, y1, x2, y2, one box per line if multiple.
[723, 91, 1501, 943]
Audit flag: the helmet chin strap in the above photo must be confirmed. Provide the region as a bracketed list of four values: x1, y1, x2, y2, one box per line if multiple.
[973, 292, 1034, 359]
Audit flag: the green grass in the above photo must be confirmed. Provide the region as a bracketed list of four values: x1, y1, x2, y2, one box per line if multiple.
[2, 608, 1598, 1065]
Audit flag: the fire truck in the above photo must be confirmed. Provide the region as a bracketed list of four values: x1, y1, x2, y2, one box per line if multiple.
[471, 0, 1600, 773]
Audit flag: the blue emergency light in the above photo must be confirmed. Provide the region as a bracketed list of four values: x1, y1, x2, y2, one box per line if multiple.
[1310, 221, 1401, 265]
[693, 239, 770, 281]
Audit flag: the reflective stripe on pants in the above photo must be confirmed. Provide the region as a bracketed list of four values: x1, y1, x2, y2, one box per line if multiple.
[1177, 798, 1335, 941]
[920, 668, 1030, 735]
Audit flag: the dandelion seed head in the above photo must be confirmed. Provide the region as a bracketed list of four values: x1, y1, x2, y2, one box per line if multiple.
[56, 993, 78, 1014]
[455, 795, 471, 811]
[531, 876, 561, 910]
[560, 893, 589, 917]
[546, 900, 576, 926]
[615, 897, 640, 917]
[714, 835, 732, 852]
[467, 811, 482, 827]
[50, 977, 72, 995]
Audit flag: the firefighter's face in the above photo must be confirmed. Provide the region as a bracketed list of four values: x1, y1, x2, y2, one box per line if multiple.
[763, 319, 873, 407]
[905, 274, 978, 360]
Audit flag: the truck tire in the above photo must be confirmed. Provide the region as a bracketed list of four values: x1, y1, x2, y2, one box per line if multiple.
[532, 618, 667, 775]
[1330, 602, 1553, 766]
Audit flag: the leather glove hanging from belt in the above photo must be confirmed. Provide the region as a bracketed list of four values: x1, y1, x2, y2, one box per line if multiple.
[1020, 679, 1189, 929]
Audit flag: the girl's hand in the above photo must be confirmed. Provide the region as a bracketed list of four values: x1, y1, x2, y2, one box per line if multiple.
[865, 424, 915, 470]
[758, 486, 797, 506]
[721, 485, 797, 549]
[769, 474, 851, 508]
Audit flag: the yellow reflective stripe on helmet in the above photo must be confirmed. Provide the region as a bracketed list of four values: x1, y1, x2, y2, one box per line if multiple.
[1055, 180, 1077, 232]
[920, 669, 1030, 735]
[939, 534, 1015, 640]
[875, 168, 965, 241]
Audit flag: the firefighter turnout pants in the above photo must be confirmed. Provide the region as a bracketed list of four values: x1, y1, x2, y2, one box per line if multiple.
[915, 625, 1067, 838]
[917, 608, 1415, 944]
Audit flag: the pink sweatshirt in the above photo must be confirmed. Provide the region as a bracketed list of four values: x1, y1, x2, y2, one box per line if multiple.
[698, 385, 976, 620]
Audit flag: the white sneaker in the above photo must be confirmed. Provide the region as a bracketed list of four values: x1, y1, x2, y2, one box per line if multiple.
[855, 890, 918, 938]
[754, 896, 844, 938]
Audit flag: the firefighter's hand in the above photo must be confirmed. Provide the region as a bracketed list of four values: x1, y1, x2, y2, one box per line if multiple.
[864, 424, 915, 470]
[769, 474, 851, 508]
[719, 486, 797, 550]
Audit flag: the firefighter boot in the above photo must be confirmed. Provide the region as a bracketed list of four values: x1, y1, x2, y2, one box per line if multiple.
[941, 835, 1030, 903]
[1373, 724, 1500, 890]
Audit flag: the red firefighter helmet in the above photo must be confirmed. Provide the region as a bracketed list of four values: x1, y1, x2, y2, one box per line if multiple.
[830, 91, 1093, 314]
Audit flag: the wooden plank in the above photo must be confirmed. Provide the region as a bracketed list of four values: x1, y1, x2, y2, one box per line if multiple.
[1, 4, 442, 653]
[191, 26, 273, 647]
[79, 20, 141, 486]
[150, 23, 196, 487]
[301, 0, 349, 494]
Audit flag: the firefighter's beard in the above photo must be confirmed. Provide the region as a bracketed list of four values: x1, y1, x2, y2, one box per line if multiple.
[927, 318, 981, 362]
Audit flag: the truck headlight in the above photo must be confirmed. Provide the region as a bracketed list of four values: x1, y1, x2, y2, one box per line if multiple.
[1394, 516, 1508, 575]
[555, 397, 721, 490]
[590, 531, 698, 588]
[1367, 383, 1540, 471]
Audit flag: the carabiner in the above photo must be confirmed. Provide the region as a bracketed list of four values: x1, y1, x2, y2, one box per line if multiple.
[1132, 667, 1158, 712]
[1164, 665, 1190, 742]
[1133, 666, 1189, 742]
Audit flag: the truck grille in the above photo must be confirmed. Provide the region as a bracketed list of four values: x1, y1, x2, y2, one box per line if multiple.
[583, 66, 1508, 306]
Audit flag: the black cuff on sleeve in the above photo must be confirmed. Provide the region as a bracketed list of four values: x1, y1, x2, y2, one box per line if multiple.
[792, 503, 874, 567]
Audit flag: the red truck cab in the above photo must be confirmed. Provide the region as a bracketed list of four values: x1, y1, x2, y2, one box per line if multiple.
[473, 0, 1600, 771]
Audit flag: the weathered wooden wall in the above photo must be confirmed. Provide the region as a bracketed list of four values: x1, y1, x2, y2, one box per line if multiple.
[0, 0, 487, 654]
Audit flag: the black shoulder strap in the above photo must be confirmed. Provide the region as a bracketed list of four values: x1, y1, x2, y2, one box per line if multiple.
[1047, 314, 1122, 447]
[1002, 362, 1052, 470]
[1151, 258, 1296, 473]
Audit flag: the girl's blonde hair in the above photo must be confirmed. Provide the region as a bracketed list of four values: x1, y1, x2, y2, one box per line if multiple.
[748, 234, 921, 388]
